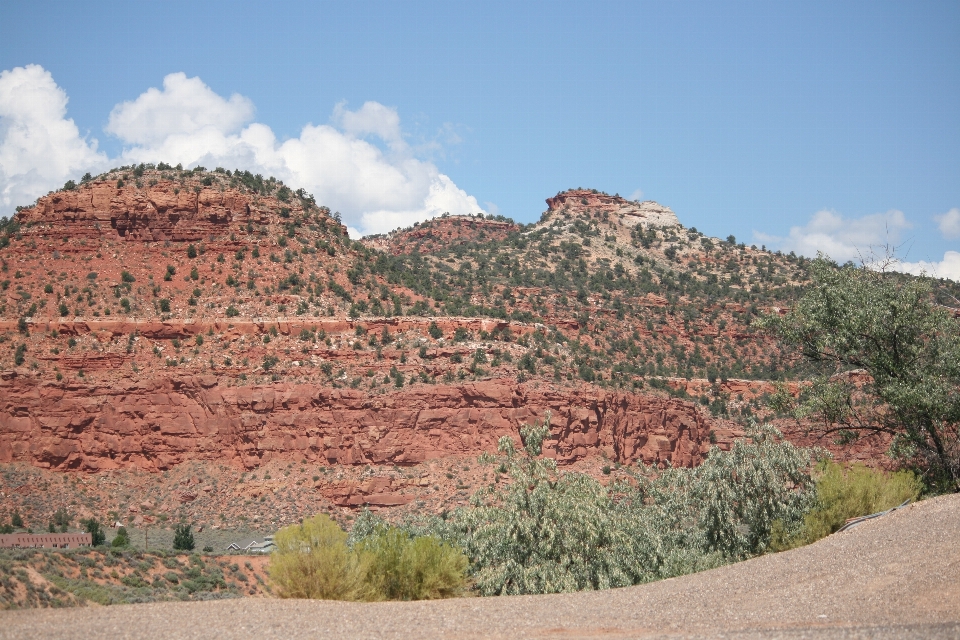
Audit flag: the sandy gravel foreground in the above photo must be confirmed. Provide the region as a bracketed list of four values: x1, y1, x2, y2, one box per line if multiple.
[2, 493, 959, 640]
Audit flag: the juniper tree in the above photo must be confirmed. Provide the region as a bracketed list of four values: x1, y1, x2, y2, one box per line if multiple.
[173, 524, 195, 551]
[112, 526, 131, 547]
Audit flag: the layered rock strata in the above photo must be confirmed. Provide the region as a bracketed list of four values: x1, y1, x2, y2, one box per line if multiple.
[14, 179, 323, 242]
[0, 376, 732, 473]
[545, 189, 680, 228]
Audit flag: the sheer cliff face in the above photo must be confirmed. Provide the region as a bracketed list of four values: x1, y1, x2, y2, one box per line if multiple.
[0, 375, 730, 472]
[19, 180, 250, 242]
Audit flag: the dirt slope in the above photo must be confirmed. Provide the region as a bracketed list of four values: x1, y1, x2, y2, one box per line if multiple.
[2, 493, 957, 639]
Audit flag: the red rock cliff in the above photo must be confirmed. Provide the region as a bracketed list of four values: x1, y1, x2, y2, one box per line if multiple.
[0, 375, 732, 472]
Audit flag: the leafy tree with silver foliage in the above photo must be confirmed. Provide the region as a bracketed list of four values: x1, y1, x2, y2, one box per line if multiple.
[448, 417, 636, 595]
[412, 416, 816, 596]
[761, 257, 960, 492]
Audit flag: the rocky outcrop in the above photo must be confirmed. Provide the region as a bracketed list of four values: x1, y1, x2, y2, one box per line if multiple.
[15, 177, 345, 242]
[18, 181, 243, 242]
[321, 477, 415, 507]
[362, 215, 519, 255]
[545, 189, 680, 228]
[0, 376, 731, 473]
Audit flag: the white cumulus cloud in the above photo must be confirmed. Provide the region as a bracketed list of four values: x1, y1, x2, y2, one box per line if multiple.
[111, 73, 483, 236]
[896, 251, 960, 282]
[754, 209, 912, 264]
[331, 100, 404, 150]
[0, 66, 484, 235]
[105, 72, 255, 146]
[934, 208, 960, 240]
[0, 64, 107, 215]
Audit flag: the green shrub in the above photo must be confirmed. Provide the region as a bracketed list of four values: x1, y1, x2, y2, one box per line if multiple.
[112, 526, 130, 547]
[270, 514, 376, 601]
[356, 527, 467, 601]
[121, 574, 149, 588]
[270, 514, 467, 601]
[417, 419, 815, 596]
[772, 461, 921, 550]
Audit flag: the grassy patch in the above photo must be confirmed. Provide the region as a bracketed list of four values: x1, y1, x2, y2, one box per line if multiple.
[772, 461, 921, 550]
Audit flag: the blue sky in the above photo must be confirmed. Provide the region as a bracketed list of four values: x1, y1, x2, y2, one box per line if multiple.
[1, 1, 958, 276]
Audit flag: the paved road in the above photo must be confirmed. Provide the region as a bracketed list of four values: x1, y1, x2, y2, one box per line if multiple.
[3, 494, 958, 639]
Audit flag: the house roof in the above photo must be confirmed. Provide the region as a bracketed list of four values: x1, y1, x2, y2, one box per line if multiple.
[227, 534, 276, 552]
[226, 539, 259, 550]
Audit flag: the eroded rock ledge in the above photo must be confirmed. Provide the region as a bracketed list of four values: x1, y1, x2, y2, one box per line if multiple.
[0, 376, 734, 473]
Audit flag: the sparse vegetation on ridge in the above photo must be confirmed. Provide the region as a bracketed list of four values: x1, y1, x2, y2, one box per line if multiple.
[0, 547, 270, 609]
